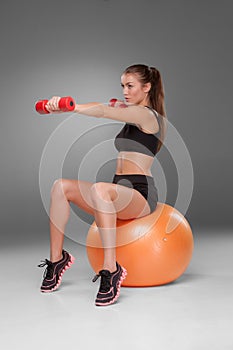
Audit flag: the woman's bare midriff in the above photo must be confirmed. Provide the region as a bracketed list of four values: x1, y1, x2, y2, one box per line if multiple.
[115, 151, 153, 176]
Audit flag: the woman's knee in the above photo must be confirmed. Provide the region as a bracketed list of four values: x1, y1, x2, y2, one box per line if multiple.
[90, 182, 112, 202]
[51, 178, 67, 198]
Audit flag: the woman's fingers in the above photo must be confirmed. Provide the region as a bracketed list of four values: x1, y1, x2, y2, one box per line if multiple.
[46, 96, 61, 112]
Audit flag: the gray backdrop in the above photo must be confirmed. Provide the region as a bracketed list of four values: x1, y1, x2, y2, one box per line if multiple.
[1, 0, 232, 243]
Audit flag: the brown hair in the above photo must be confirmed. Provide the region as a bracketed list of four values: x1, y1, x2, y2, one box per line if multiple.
[123, 64, 167, 153]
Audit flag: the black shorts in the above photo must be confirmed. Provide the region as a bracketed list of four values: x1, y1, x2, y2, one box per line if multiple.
[112, 174, 158, 214]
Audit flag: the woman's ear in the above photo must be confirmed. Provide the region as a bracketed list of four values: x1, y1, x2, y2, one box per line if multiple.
[143, 82, 151, 93]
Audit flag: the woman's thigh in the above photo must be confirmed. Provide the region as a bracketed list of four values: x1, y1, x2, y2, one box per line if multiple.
[91, 182, 151, 220]
[114, 184, 151, 219]
[58, 179, 151, 220]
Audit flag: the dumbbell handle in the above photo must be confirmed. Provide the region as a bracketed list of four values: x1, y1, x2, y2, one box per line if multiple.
[35, 96, 75, 114]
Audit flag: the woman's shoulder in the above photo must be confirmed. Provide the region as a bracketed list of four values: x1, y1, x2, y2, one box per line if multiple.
[138, 106, 160, 134]
[145, 106, 159, 117]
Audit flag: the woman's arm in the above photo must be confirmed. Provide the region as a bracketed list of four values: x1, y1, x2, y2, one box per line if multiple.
[45, 97, 159, 133]
[75, 102, 159, 132]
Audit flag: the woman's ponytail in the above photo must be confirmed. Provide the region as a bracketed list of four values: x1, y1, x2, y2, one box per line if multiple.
[149, 67, 167, 153]
[149, 67, 166, 117]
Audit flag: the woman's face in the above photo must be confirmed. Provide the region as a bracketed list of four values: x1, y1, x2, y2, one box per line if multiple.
[121, 73, 151, 106]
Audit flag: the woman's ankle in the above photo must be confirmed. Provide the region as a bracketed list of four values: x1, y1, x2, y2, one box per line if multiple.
[102, 263, 117, 273]
[50, 251, 63, 263]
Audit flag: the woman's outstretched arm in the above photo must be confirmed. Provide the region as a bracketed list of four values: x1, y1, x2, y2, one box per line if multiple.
[45, 97, 159, 133]
[75, 102, 159, 133]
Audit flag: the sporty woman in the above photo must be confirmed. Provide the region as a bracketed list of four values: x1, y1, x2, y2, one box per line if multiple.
[38, 64, 167, 306]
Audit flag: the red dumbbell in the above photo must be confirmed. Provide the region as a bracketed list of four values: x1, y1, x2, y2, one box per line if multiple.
[109, 98, 127, 108]
[35, 96, 75, 114]
[109, 98, 118, 107]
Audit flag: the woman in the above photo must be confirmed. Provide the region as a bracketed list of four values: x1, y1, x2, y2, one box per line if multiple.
[38, 64, 167, 306]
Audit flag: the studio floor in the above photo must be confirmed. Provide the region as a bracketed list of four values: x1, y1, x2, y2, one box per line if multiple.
[1, 228, 233, 350]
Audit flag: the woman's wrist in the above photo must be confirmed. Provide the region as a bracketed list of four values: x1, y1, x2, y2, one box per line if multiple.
[74, 103, 81, 113]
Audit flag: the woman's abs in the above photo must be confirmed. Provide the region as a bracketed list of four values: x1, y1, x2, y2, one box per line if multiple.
[115, 151, 153, 176]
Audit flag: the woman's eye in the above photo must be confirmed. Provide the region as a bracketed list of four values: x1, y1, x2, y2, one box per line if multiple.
[121, 84, 133, 89]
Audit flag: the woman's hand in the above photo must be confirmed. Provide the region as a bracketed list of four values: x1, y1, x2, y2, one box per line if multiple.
[45, 96, 63, 113]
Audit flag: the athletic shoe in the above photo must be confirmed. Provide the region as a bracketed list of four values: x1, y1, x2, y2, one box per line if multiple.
[38, 249, 75, 293]
[92, 262, 127, 306]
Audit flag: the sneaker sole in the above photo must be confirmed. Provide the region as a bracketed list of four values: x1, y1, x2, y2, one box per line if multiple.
[95, 267, 127, 306]
[41, 254, 75, 293]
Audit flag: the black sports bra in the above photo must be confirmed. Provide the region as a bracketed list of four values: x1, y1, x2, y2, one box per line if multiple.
[114, 106, 162, 157]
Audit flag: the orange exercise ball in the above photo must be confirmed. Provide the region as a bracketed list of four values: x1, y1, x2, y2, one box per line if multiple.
[86, 203, 194, 287]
